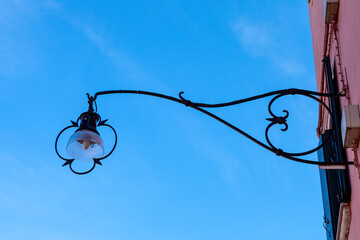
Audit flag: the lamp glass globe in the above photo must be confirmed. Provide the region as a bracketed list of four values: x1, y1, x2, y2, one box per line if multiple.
[66, 129, 104, 162]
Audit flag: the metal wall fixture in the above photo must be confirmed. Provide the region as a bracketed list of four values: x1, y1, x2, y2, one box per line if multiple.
[55, 88, 354, 175]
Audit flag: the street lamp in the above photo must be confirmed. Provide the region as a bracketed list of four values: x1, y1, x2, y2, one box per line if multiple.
[66, 112, 104, 162]
[55, 88, 354, 175]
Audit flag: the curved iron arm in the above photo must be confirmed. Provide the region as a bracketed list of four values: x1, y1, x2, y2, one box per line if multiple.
[93, 88, 343, 107]
[55, 122, 78, 165]
[69, 161, 96, 175]
[94, 122, 118, 162]
[89, 88, 353, 168]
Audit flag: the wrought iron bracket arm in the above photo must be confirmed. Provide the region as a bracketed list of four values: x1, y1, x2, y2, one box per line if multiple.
[83, 88, 353, 169]
[92, 88, 344, 108]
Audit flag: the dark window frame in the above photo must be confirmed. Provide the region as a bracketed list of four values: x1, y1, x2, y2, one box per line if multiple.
[317, 56, 351, 240]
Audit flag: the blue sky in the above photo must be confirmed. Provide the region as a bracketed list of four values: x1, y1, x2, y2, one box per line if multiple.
[0, 1, 325, 239]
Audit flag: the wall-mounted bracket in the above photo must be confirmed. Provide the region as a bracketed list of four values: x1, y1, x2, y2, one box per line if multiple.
[341, 105, 360, 148]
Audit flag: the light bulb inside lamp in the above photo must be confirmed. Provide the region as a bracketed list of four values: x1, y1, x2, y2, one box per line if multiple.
[66, 129, 104, 162]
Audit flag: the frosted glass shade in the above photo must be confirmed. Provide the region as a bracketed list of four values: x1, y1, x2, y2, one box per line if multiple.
[66, 129, 104, 162]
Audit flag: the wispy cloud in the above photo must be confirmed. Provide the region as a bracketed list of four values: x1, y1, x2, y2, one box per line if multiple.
[175, 114, 251, 187]
[231, 18, 272, 57]
[42, 1, 145, 79]
[69, 18, 140, 74]
[0, 0, 145, 80]
[231, 17, 306, 76]
[0, 0, 41, 77]
[277, 60, 306, 75]
[47, 1, 167, 87]
[42, 0, 62, 10]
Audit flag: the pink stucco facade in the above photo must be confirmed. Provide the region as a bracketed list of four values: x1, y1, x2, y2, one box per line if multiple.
[309, 0, 360, 239]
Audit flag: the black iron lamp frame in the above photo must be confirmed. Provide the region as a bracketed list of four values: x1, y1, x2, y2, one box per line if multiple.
[55, 88, 354, 175]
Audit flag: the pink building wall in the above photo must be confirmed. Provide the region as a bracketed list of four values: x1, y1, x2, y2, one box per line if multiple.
[309, 0, 360, 239]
